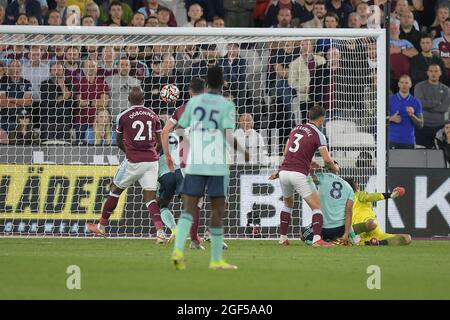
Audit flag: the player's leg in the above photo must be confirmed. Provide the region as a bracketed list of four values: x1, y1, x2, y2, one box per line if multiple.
[300, 175, 333, 247]
[384, 234, 412, 246]
[171, 174, 205, 270]
[87, 183, 124, 236]
[189, 196, 205, 250]
[353, 218, 378, 234]
[157, 172, 178, 241]
[365, 229, 412, 246]
[207, 175, 236, 270]
[278, 171, 295, 246]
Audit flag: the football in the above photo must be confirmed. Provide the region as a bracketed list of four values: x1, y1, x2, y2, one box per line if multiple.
[160, 83, 180, 103]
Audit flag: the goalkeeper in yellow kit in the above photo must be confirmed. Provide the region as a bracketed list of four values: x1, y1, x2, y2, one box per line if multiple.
[344, 177, 412, 246]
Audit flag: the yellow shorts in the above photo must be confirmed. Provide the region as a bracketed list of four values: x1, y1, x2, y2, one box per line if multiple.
[353, 215, 395, 244]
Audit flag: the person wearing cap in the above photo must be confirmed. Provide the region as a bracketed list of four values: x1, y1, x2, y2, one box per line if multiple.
[435, 119, 450, 166]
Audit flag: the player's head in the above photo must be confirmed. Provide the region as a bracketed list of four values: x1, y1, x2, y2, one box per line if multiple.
[308, 104, 326, 126]
[128, 86, 144, 106]
[207, 66, 224, 91]
[189, 77, 205, 97]
[344, 177, 359, 192]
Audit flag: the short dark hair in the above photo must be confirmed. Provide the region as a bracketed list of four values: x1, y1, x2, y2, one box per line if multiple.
[109, 0, 122, 10]
[128, 86, 144, 105]
[344, 177, 357, 192]
[207, 66, 224, 90]
[158, 7, 171, 14]
[446, 17, 450, 23]
[325, 12, 339, 25]
[428, 63, 442, 71]
[308, 105, 325, 121]
[189, 77, 205, 94]
[420, 33, 432, 41]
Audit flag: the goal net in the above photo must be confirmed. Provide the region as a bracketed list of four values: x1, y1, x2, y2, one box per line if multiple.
[0, 26, 386, 238]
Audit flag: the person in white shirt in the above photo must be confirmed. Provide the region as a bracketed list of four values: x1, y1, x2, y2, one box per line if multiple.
[22, 45, 49, 100]
[233, 113, 269, 165]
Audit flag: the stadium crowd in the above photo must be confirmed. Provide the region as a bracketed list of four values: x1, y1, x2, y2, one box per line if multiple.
[0, 0, 448, 163]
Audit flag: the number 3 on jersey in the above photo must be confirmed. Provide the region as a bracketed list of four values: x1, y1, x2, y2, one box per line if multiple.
[132, 120, 152, 141]
[289, 133, 303, 153]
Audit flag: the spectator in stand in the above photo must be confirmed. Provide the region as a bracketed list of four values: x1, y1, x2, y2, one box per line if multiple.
[0, 60, 33, 132]
[85, 2, 100, 25]
[348, 12, 362, 28]
[302, 0, 327, 28]
[411, 34, 447, 87]
[6, 0, 42, 25]
[84, 108, 116, 145]
[390, 21, 418, 93]
[389, 74, 423, 149]
[67, 0, 93, 14]
[212, 15, 225, 27]
[297, 0, 316, 25]
[264, 0, 302, 28]
[194, 18, 207, 27]
[22, 45, 49, 125]
[74, 59, 109, 141]
[233, 113, 269, 165]
[105, 1, 126, 26]
[157, 6, 172, 27]
[97, 46, 118, 78]
[99, 0, 132, 25]
[28, 14, 39, 25]
[47, 9, 62, 25]
[175, 44, 201, 73]
[414, 63, 450, 148]
[138, 0, 177, 26]
[184, 0, 224, 23]
[0, 61, 5, 77]
[82, 45, 99, 63]
[106, 57, 141, 120]
[432, 18, 450, 81]
[391, 0, 420, 31]
[183, 2, 203, 27]
[434, 119, 450, 165]
[130, 12, 145, 27]
[430, 6, 449, 39]
[145, 13, 159, 27]
[142, 53, 182, 115]
[55, 0, 68, 25]
[326, 0, 353, 28]
[125, 45, 149, 82]
[39, 61, 73, 141]
[0, 5, 7, 25]
[253, 0, 271, 27]
[288, 39, 326, 124]
[81, 15, 95, 26]
[16, 13, 28, 24]
[271, 7, 293, 28]
[355, 2, 369, 27]
[219, 43, 247, 107]
[316, 12, 340, 53]
[64, 46, 83, 86]
[8, 108, 39, 145]
[400, 10, 421, 52]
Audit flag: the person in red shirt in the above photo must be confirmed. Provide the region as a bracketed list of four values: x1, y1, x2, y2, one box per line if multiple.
[269, 105, 339, 247]
[87, 87, 164, 238]
[74, 59, 109, 141]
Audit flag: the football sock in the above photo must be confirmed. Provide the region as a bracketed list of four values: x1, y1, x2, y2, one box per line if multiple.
[312, 210, 324, 240]
[160, 207, 177, 231]
[280, 207, 293, 236]
[210, 226, 224, 262]
[190, 207, 201, 241]
[99, 193, 119, 226]
[147, 200, 164, 230]
[386, 235, 409, 246]
[174, 212, 193, 252]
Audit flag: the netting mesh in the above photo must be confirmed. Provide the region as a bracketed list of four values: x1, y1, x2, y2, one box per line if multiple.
[0, 30, 382, 238]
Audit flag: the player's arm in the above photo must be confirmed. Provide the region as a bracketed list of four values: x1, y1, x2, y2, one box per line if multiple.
[269, 142, 289, 180]
[318, 146, 339, 173]
[161, 120, 176, 166]
[155, 131, 162, 154]
[116, 132, 125, 152]
[342, 199, 353, 241]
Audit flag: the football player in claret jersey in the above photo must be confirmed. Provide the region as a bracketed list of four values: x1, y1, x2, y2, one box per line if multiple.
[344, 177, 411, 246]
[269, 105, 339, 247]
[157, 77, 206, 248]
[87, 87, 166, 237]
[170, 66, 248, 270]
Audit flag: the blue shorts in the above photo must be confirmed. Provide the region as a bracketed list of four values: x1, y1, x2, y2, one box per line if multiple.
[180, 174, 229, 198]
[158, 169, 184, 201]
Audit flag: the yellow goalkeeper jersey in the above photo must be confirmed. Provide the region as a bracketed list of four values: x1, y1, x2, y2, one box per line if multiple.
[352, 191, 385, 224]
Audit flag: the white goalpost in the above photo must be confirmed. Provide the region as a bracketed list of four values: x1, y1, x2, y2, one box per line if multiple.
[0, 26, 386, 238]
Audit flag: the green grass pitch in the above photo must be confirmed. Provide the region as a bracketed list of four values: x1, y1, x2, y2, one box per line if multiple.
[1, 238, 449, 299]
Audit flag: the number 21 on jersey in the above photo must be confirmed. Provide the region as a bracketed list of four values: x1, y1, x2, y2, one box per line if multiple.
[132, 120, 152, 141]
[289, 133, 303, 152]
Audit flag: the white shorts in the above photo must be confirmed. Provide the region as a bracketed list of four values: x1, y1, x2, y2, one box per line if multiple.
[279, 170, 316, 199]
[113, 159, 159, 191]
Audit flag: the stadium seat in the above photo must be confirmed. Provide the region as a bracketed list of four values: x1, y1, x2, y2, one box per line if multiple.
[325, 119, 358, 136]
